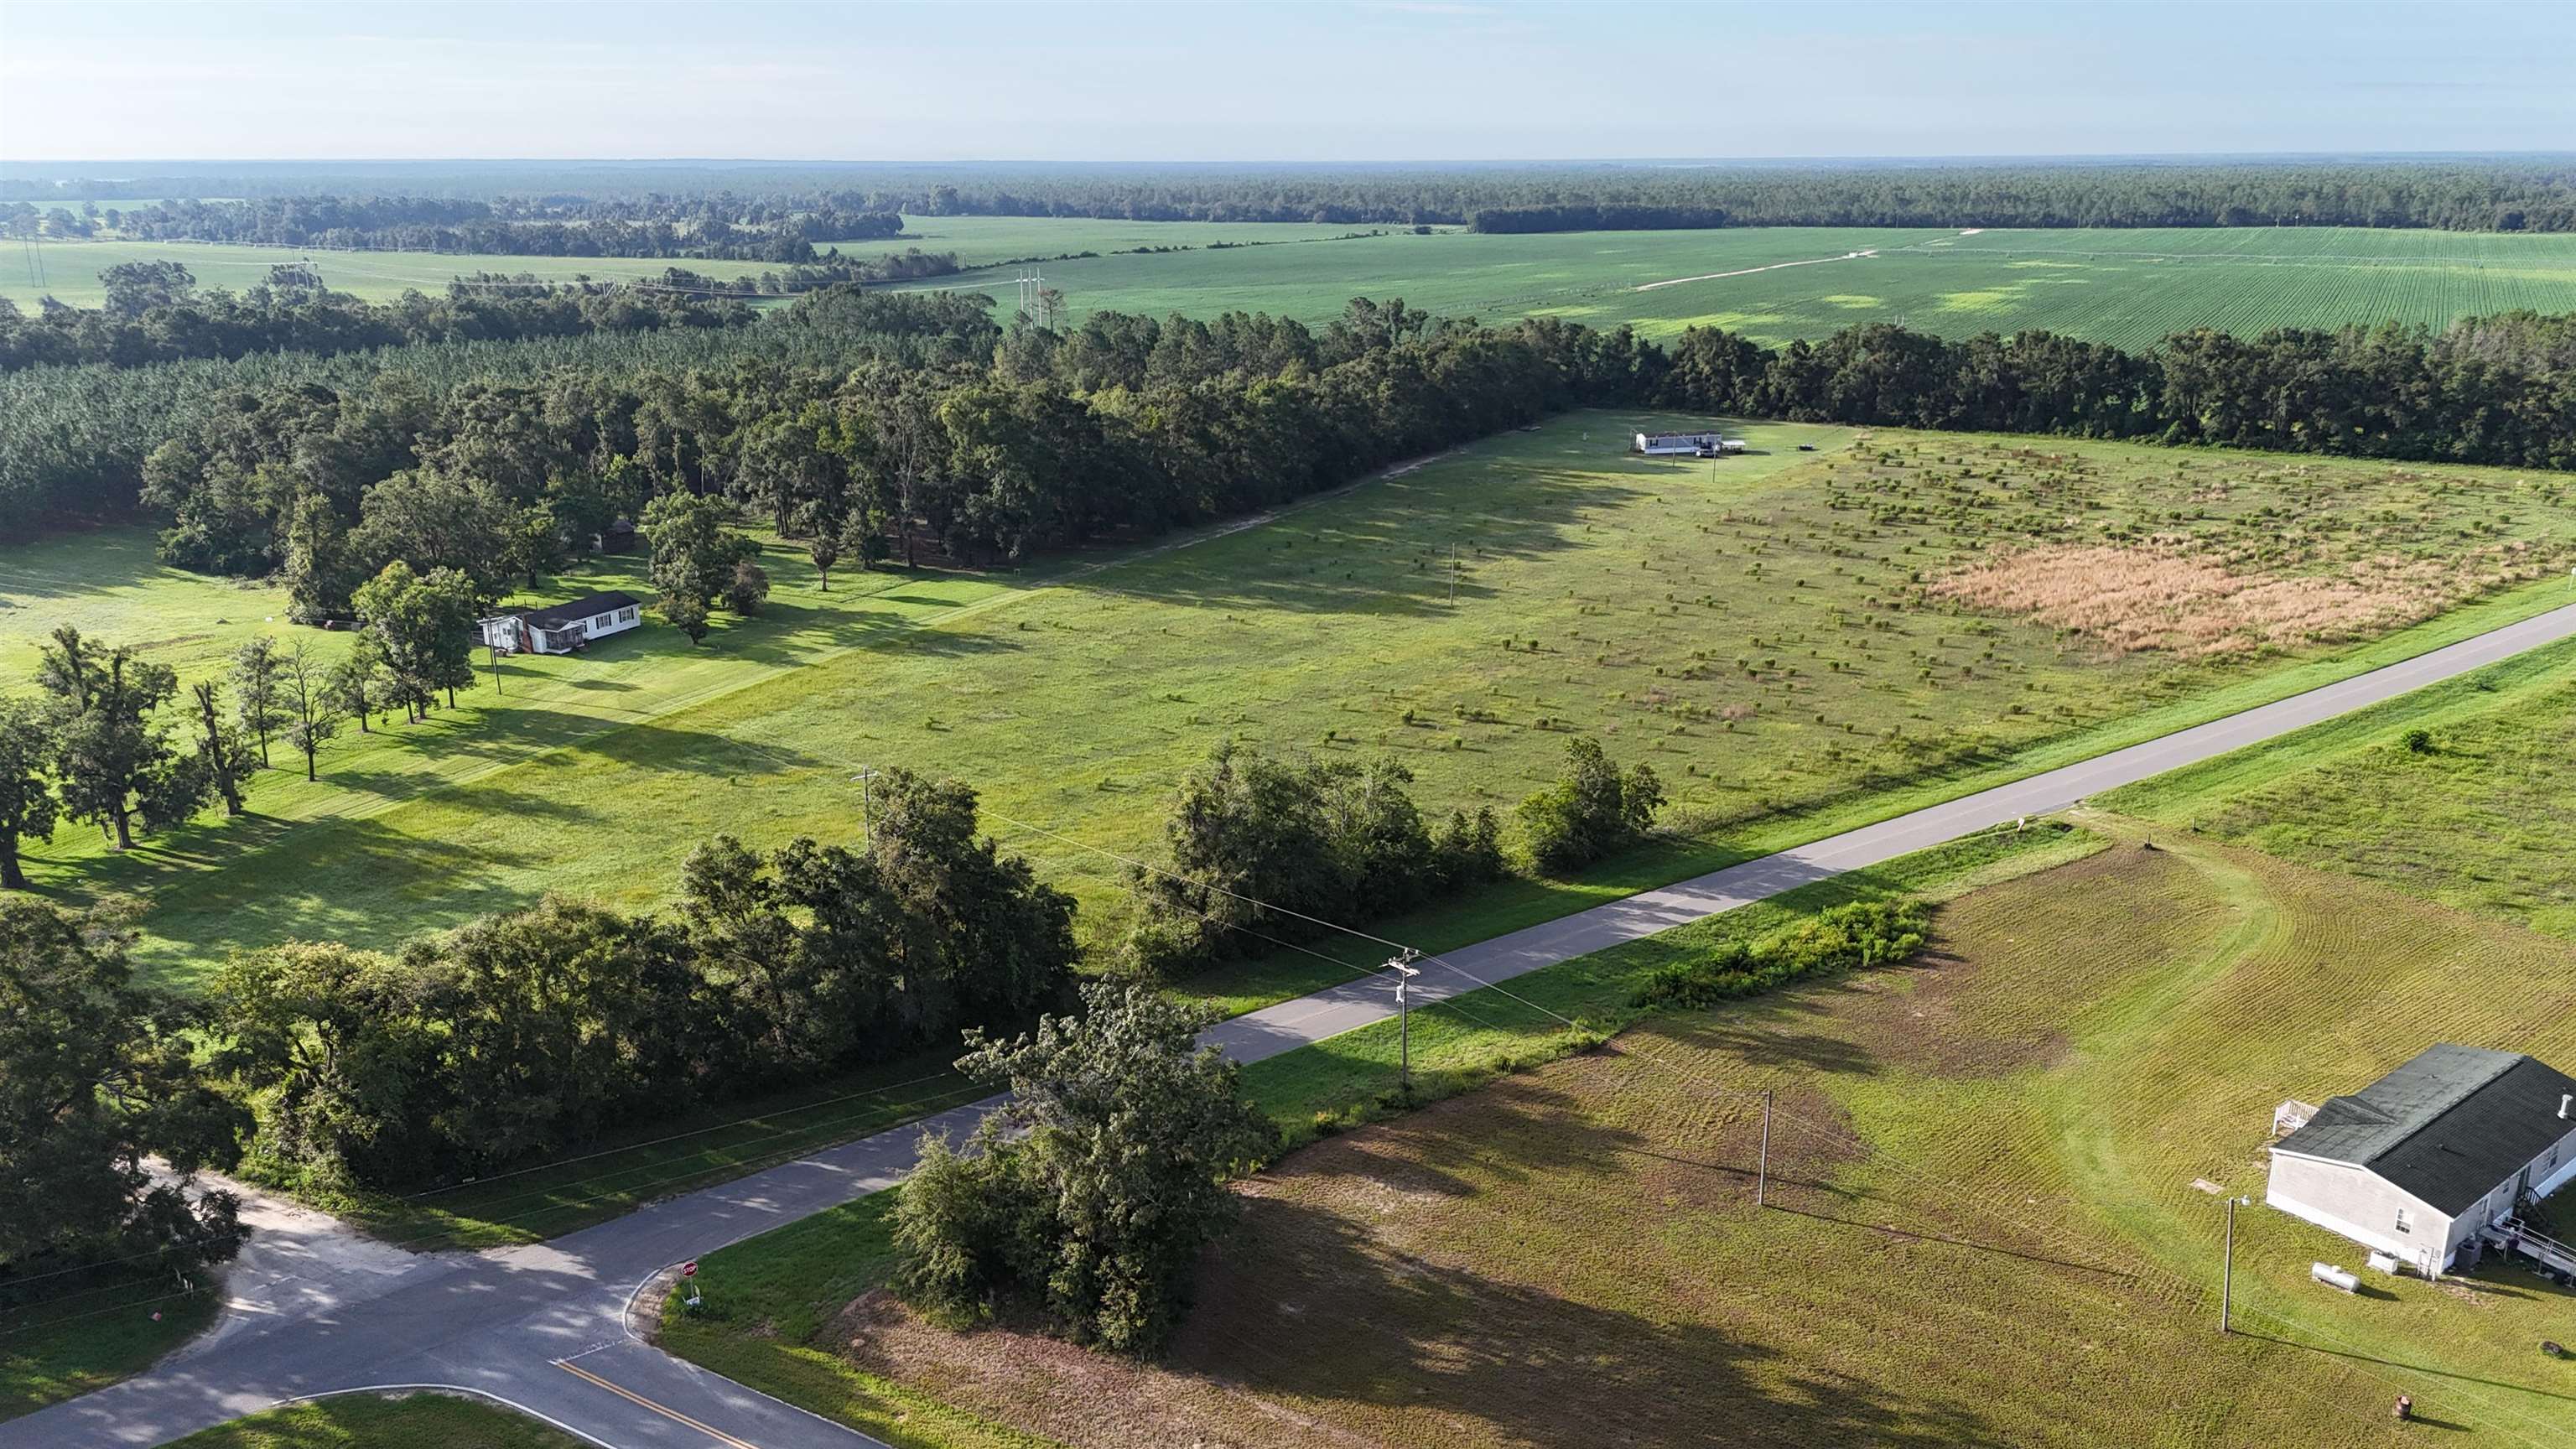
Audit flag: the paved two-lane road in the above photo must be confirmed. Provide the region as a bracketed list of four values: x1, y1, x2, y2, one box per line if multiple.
[15, 599, 2576, 1449]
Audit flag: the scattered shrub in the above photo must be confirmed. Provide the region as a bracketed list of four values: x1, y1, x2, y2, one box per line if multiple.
[1635, 898, 1930, 1010]
[1516, 737, 1664, 875]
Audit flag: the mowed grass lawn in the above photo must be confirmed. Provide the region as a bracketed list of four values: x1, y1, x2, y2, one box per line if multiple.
[2106, 632, 2576, 938]
[16, 413, 2576, 989]
[897, 223, 2576, 349]
[694, 823, 2576, 1448]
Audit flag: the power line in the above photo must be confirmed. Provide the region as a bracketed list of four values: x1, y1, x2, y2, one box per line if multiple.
[978, 814, 2563, 1444]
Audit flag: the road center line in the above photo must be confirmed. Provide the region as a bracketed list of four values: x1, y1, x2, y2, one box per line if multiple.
[557, 1358, 763, 1449]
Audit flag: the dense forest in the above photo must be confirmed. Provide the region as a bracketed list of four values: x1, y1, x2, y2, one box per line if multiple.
[0, 251, 962, 371]
[7, 284, 2572, 548]
[10, 158, 2574, 231]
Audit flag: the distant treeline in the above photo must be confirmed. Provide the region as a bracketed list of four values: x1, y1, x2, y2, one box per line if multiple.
[1654, 312, 2576, 466]
[3, 195, 906, 261]
[12, 159, 2576, 234]
[0, 251, 960, 371]
[825, 159, 2576, 232]
[1469, 204, 1735, 233]
[7, 288, 2573, 550]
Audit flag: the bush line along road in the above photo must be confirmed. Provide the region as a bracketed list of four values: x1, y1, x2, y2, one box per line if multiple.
[13, 595, 2576, 1449]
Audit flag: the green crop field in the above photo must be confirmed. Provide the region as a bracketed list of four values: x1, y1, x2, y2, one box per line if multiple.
[20, 221, 2576, 346]
[829, 214, 1402, 267]
[668, 822, 2576, 1448]
[13, 414, 2576, 989]
[895, 223, 2576, 349]
[0, 217, 1397, 309]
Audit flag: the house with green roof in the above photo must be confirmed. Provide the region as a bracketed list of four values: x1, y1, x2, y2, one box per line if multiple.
[2266, 1043, 2576, 1275]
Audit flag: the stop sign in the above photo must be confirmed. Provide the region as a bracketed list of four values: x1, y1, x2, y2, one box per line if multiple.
[681, 1260, 698, 1278]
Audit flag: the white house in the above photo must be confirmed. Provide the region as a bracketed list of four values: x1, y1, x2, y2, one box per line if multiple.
[477, 590, 643, 656]
[1633, 431, 1745, 457]
[2267, 1044, 2576, 1275]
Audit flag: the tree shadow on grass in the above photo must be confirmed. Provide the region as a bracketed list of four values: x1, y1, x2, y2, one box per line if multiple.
[101, 814, 558, 977]
[1063, 468, 1655, 621]
[718, 597, 1032, 669]
[1283, 1073, 1656, 1200]
[1170, 1192, 2008, 1449]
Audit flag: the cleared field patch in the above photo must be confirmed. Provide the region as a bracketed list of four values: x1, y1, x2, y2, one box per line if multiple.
[1926, 544, 2480, 657]
[746, 828, 2576, 1447]
[21, 418, 2576, 988]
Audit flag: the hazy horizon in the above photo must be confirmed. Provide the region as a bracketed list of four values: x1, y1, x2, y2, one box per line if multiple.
[5, 0, 2572, 165]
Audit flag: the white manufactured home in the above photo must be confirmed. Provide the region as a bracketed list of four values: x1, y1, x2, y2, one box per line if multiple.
[1633, 431, 1745, 457]
[2267, 1044, 2576, 1277]
[477, 590, 644, 656]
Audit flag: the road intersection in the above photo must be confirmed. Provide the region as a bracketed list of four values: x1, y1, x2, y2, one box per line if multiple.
[14, 600, 2576, 1449]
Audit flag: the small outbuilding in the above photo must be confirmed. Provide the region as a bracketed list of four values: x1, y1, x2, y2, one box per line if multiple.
[2267, 1043, 2576, 1275]
[478, 590, 643, 656]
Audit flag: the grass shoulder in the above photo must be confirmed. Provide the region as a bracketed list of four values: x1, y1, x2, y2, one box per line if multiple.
[653, 1195, 1064, 1449]
[2102, 631, 2576, 937]
[160, 1391, 586, 1448]
[0, 1278, 216, 1422]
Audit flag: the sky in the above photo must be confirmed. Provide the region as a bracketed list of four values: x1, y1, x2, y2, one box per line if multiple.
[1, 0, 2571, 164]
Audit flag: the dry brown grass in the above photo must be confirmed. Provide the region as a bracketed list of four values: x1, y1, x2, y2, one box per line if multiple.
[1925, 544, 2486, 657]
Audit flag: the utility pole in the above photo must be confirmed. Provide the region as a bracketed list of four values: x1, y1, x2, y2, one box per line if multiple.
[1388, 949, 1422, 1094]
[2220, 1194, 2246, 1334]
[851, 766, 881, 850]
[488, 641, 503, 695]
[1448, 543, 1458, 606]
[1756, 1089, 1773, 1208]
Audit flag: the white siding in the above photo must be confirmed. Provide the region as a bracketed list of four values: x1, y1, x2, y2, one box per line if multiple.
[2266, 1151, 2450, 1270]
[2523, 1119, 2576, 1200]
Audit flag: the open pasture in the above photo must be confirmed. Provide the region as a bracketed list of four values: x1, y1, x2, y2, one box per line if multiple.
[18, 414, 2576, 988]
[0, 239, 729, 308]
[0, 217, 1393, 309]
[898, 223, 2576, 349]
[714, 825, 2576, 1448]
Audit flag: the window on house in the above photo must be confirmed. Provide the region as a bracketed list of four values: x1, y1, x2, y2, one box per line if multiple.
[2394, 1207, 2412, 1233]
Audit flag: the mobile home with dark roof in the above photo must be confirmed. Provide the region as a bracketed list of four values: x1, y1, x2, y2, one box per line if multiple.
[2267, 1044, 2576, 1274]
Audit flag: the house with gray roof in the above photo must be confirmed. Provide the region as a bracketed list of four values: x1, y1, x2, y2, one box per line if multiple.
[2267, 1043, 2576, 1274]
[476, 590, 642, 656]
